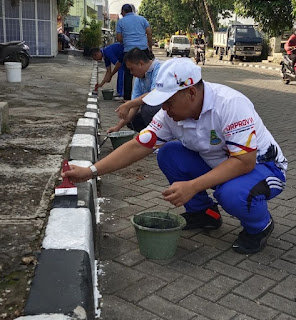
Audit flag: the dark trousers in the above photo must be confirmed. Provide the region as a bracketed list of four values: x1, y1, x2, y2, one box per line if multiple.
[127, 104, 161, 132]
[123, 48, 152, 100]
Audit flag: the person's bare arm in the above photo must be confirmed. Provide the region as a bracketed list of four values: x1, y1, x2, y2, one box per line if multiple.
[146, 27, 153, 51]
[116, 33, 123, 43]
[111, 62, 122, 77]
[116, 93, 148, 119]
[107, 107, 140, 133]
[63, 139, 153, 182]
[163, 151, 257, 207]
[98, 66, 112, 87]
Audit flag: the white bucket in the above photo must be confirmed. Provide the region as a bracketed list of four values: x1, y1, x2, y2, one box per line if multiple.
[4, 62, 22, 83]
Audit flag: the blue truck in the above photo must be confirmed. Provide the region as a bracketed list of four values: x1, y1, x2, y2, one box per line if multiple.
[213, 24, 263, 61]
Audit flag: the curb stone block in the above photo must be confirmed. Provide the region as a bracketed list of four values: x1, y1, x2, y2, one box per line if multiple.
[87, 97, 97, 104]
[70, 146, 96, 163]
[42, 208, 94, 268]
[70, 134, 98, 163]
[84, 111, 99, 122]
[24, 249, 94, 319]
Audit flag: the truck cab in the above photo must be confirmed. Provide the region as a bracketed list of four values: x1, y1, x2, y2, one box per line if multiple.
[214, 25, 263, 61]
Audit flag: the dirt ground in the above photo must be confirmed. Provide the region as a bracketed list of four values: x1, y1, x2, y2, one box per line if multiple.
[0, 53, 94, 318]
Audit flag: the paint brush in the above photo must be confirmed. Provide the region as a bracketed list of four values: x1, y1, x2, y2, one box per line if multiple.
[52, 159, 78, 208]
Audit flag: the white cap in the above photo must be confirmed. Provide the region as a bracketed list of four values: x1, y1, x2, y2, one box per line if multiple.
[142, 57, 202, 106]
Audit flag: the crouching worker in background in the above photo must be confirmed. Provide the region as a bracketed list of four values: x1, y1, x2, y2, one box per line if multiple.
[62, 58, 287, 255]
[107, 47, 162, 133]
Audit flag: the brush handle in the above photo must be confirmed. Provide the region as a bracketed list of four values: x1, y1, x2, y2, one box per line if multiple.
[62, 159, 70, 173]
[61, 160, 74, 186]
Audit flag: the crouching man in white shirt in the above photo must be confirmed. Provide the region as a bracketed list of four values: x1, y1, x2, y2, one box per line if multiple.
[63, 58, 287, 255]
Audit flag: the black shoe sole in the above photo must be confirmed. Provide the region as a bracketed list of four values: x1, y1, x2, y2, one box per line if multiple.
[183, 219, 222, 230]
[232, 220, 274, 254]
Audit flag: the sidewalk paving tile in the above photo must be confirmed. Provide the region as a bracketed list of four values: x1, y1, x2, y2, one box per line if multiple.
[219, 293, 279, 319]
[180, 294, 237, 320]
[100, 295, 162, 320]
[138, 295, 197, 320]
[195, 275, 240, 302]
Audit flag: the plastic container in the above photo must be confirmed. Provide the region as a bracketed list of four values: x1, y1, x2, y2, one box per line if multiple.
[108, 130, 135, 149]
[131, 211, 186, 260]
[102, 89, 114, 100]
[4, 62, 22, 83]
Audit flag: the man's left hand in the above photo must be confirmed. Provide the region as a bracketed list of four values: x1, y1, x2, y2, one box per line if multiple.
[162, 181, 196, 207]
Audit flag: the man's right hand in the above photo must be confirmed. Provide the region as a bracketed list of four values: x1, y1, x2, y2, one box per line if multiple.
[62, 165, 93, 183]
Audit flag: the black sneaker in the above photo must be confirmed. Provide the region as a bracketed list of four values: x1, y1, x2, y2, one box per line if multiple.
[232, 218, 274, 254]
[181, 204, 222, 230]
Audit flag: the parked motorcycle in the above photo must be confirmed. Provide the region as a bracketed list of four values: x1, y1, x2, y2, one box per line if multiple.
[280, 49, 296, 85]
[0, 41, 30, 69]
[194, 43, 205, 65]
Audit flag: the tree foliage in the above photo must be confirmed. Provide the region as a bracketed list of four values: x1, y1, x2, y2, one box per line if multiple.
[234, 0, 294, 36]
[57, 0, 74, 16]
[139, 0, 174, 39]
[140, 0, 295, 39]
[139, 0, 198, 39]
[79, 19, 102, 54]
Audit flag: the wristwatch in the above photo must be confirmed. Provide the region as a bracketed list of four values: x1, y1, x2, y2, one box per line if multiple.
[89, 165, 98, 178]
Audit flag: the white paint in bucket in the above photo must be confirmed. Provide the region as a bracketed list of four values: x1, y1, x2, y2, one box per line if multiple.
[4, 62, 22, 83]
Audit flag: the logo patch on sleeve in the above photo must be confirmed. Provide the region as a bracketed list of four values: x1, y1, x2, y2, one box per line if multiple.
[136, 130, 157, 148]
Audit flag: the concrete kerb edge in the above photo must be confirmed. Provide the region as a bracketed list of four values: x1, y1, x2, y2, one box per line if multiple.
[18, 68, 100, 320]
[217, 59, 281, 71]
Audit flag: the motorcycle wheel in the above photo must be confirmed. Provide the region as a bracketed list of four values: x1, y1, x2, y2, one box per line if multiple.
[283, 79, 290, 85]
[17, 52, 30, 69]
[201, 54, 205, 65]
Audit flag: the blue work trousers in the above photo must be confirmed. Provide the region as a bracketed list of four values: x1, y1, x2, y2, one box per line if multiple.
[157, 141, 286, 234]
[117, 65, 124, 97]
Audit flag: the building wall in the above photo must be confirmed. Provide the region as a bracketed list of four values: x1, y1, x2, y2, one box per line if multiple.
[0, 0, 57, 56]
[67, 0, 101, 32]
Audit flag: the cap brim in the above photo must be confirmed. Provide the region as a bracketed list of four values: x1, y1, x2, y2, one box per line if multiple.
[142, 89, 177, 106]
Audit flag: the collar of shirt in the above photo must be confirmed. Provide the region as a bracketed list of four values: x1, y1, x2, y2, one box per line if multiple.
[100, 48, 105, 59]
[124, 12, 135, 17]
[145, 59, 158, 76]
[177, 81, 215, 128]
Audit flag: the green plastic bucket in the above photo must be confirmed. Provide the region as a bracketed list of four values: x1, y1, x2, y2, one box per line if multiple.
[102, 89, 114, 100]
[108, 130, 135, 150]
[131, 212, 186, 260]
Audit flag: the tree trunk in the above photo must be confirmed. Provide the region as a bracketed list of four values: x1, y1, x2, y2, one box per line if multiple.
[199, 1, 209, 40]
[203, 0, 218, 33]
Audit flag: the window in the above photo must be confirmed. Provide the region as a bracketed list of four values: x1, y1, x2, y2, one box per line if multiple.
[173, 37, 189, 44]
[0, 0, 52, 56]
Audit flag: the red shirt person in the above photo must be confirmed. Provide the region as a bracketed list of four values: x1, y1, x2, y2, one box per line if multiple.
[284, 29, 296, 73]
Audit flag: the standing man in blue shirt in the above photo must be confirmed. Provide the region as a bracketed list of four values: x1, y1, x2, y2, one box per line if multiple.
[107, 48, 161, 133]
[116, 4, 153, 101]
[91, 43, 124, 98]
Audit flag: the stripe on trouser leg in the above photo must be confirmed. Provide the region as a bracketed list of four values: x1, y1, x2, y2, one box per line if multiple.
[247, 180, 270, 211]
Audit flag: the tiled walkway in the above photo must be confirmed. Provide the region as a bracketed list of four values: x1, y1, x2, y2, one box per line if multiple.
[97, 59, 296, 320]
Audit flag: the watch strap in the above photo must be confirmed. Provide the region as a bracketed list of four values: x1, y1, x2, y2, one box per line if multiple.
[89, 165, 98, 178]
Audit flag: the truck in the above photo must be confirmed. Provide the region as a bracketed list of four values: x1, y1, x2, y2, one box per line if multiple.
[213, 24, 263, 61]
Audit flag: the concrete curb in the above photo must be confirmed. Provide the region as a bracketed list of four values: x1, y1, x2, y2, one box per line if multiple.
[216, 59, 281, 72]
[16, 64, 100, 320]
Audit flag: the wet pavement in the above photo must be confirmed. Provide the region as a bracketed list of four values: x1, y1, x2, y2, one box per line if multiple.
[96, 53, 296, 320]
